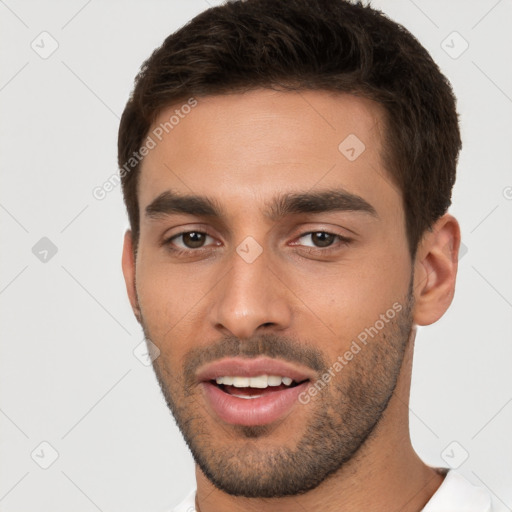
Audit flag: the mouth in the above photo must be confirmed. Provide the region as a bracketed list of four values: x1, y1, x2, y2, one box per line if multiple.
[212, 374, 307, 399]
[197, 358, 314, 426]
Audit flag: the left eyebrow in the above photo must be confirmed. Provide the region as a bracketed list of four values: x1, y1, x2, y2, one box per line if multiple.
[265, 188, 378, 221]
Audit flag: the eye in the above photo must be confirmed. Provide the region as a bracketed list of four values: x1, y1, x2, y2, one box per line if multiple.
[297, 231, 342, 248]
[169, 231, 215, 250]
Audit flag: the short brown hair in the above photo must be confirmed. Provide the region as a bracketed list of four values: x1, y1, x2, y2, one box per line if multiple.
[118, 0, 461, 256]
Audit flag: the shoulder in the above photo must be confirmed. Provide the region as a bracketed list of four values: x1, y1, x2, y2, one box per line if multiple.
[422, 470, 492, 512]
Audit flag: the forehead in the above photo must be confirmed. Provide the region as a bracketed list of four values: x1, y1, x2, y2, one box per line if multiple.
[138, 89, 398, 219]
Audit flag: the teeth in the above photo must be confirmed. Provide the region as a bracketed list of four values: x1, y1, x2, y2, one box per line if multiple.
[248, 375, 268, 388]
[267, 375, 282, 386]
[215, 375, 296, 388]
[232, 377, 250, 388]
[216, 376, 233, 385]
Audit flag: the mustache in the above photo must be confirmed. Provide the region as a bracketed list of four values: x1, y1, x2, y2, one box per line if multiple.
[183, 334, 328, 385]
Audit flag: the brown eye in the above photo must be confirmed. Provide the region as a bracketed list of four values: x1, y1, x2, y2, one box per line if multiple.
[181, 232, 207, 248]
[297, 232, 337, 248]
[310, 232, 336, 247]
[294, 231, 352, 251]
[169, 231, 213, 250]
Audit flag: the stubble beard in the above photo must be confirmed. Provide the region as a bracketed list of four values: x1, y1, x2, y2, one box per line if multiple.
[142, 291, 414, 498]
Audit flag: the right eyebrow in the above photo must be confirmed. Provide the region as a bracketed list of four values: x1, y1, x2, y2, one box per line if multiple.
[145, 190, 223, 219]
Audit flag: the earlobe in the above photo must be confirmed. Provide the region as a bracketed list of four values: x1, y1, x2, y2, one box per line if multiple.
[412, 214, 461, 326]
[121, 230, 141, 323]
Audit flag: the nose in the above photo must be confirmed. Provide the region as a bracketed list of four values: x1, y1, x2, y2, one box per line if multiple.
[210, 247, 293, 339]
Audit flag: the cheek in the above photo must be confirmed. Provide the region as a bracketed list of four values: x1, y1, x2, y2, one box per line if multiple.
[135, 258, 182, 338]
[135, 268, 188, 377]
[135, 252, 215, 345]
[286, 249, 411, 348]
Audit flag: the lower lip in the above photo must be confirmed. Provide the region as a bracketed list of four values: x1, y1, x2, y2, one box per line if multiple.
[201, 381, 310, 426]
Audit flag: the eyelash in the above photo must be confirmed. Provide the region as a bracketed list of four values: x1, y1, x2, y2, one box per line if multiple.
[163, 230, 352, 257]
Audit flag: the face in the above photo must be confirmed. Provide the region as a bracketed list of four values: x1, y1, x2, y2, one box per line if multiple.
[127, 89, 415, 497]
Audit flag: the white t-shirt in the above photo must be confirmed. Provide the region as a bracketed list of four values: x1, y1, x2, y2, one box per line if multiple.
[170, 470, 492, 511]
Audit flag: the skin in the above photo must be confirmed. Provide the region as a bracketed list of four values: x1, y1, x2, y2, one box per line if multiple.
[122, 89, 461, 511]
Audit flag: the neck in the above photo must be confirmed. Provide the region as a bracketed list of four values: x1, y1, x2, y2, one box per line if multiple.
[194, 333, 445, 512]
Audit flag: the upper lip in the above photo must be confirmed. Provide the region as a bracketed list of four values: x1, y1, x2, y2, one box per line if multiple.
[196, 356, 315, 383]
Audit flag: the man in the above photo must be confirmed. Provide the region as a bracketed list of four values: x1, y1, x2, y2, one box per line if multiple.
[118, 0, 492, 510]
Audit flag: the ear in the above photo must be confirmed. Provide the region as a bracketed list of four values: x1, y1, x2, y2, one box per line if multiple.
[412, 214, 461, 326]
[121, 230, 141, 323]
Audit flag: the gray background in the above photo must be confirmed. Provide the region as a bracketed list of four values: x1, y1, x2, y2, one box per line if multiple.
[1, 0, 511, 510]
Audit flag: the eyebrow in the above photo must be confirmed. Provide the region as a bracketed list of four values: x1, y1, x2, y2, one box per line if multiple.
[146, 190, 222, 219]
[145, 188, 377, 221]
[267, 189, 377, 220]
